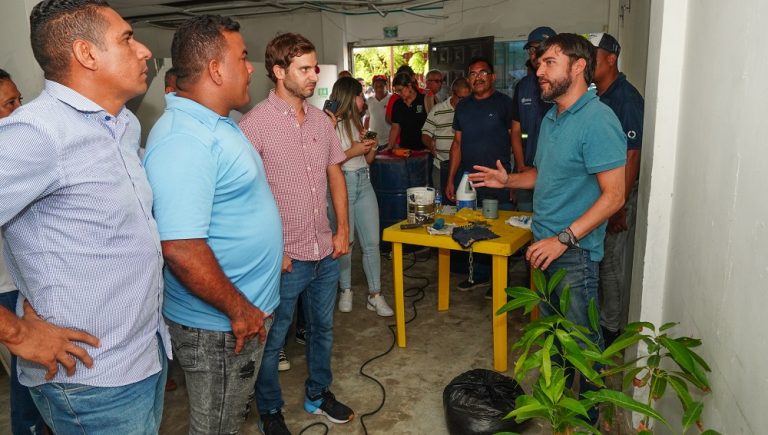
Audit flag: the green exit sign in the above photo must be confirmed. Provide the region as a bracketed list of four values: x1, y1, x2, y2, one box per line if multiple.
[318, 88, 329, 97]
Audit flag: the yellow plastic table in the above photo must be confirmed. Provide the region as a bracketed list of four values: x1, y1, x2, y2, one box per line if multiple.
[382, 210, 532, 372]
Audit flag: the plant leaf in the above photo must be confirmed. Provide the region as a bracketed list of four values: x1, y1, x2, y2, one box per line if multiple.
[660, 336, 710, 390]
[583, 389, 670, 429]
[541, 334, 554, 387]
[688, 347, 712, 372]
[700, 431, 723, 435]
[546, 268, 567, 296]
[623, 367, 645, 390]
[559, 283, 571, 316]
[647, 354, 661, 368]
[588, 298, 600, 334]
[675, 336, 702, 347]
[626, 321, 656, 333]
[650, 374, 667, 400]
[659, 321, 678, 332]
[497, 289, 541, 315]
[505, 401, 549, 422]
[667, 375, 694, 412]
[682, 401, 704, 432]
[601, 357, 643, 377]
[602, 332, 644, 358]
[564, 352, 604, 387]
[558, 397, 589, 418]
[532, 268, 547, 295]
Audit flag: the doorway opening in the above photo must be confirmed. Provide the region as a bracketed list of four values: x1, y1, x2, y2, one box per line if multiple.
[350, 43, 429, 95]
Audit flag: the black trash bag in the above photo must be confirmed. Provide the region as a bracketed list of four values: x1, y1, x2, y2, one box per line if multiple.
[443, 369, 528, 435]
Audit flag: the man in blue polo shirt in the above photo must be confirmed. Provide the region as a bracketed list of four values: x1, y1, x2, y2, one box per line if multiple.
[588, 32, 645, 346]
[144, 16, 282, 433]
[470, 33, 626, 345]
[511, 26, 556, 212]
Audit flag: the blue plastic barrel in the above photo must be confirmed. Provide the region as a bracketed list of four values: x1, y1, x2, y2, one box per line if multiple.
[370, 151, 430, 252]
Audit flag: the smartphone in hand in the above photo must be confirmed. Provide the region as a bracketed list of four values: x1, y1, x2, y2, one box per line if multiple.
[323, 99, 339, 113]
[363, 130, 378, 141]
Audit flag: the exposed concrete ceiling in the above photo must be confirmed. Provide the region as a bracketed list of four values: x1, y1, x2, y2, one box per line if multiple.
[111, 0, 448, 28]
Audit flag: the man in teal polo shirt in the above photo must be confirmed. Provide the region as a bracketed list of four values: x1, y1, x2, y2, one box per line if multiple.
[469, 33, 625, 423]
[471, 32, 625, 343]
[143, 15, 282, 433]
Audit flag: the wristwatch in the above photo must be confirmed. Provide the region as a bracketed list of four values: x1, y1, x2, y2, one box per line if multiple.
[557, 227, 578, 248]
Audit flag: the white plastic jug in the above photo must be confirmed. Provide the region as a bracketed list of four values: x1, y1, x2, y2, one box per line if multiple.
[456, 172, 476, 211]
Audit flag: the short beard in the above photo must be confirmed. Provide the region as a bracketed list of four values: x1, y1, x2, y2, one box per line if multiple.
[285, 79, 314, 100]
[541, 75, 571, 102]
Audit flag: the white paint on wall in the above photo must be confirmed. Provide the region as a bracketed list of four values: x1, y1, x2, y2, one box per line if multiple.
[639, 0, 768, 432]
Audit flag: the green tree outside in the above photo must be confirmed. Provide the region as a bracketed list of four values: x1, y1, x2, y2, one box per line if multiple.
[352, 44, 429, 85]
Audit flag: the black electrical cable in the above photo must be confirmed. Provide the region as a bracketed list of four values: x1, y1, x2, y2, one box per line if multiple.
[293, 249, 433, 435]
[356, 249, 433, 435]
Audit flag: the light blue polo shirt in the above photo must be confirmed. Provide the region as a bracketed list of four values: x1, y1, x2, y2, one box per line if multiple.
[144, 94, 283, 331]
[533, 90, 626, 261]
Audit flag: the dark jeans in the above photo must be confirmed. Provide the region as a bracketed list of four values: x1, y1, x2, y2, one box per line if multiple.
[169, 318, 272, 434]
[0, 290, 47, 435]
[256, 256, 339, 413]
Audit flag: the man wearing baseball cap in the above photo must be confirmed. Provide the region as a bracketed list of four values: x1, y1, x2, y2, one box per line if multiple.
[587, 32, 645, 347]
[511, 26, 557, 212]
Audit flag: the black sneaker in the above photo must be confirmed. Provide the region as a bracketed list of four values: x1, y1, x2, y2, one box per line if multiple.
[303, 390, 354, 424]
[259, 410, 291, 435]
[484, 287, 493, 300]
[457, 278, 490, 292]
[295, 327, 306, 345]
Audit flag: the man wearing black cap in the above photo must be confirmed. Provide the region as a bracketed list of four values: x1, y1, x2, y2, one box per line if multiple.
[511, 26, 556, 211]
[588, 32, 645, 346]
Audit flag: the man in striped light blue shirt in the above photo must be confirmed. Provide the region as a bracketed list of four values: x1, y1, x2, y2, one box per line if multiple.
[0, 1, 171, 432]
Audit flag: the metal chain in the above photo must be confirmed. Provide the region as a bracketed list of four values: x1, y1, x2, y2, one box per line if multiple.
[468, 247, 474, 284]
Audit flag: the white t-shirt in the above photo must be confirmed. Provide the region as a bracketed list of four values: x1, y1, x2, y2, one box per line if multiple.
[337, 122, 368, 171]
[366, 93, 391, 146]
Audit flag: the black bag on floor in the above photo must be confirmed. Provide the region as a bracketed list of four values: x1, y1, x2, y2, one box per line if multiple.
[443, 369, 528, 435]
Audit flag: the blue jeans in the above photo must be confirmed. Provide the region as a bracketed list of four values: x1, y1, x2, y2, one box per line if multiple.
[256, 256, 339, 413]
[29, 336, 167, 435]
[539, 247, 603, 422]
[168, 318, 272, 434]
[539, 247, 603, 349]
[0, 290, 47, 435]
[328, 168, 381, 293]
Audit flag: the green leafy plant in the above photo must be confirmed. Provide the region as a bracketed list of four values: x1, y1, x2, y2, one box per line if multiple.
[496, 268, 720, 434]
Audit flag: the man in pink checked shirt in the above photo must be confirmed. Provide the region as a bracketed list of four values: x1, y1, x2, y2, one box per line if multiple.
[239, 33, 352, 435]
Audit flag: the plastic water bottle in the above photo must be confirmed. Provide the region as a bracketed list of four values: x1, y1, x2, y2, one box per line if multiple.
[434, 191, 442, 214]
[456, 171, 476, 211]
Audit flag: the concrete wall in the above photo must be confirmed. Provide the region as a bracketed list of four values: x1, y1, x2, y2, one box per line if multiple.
[638, 0, 767, 432]
[0, 0, 43, 98]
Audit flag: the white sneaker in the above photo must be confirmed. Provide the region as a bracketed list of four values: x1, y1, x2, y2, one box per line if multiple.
[338, 289, 353, 313]
[278, 349, 291, 371]
[367, 294, 394, 317]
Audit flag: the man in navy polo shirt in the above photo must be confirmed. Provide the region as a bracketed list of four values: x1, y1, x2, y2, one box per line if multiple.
[511, 26, 556, 212]
[588, 32, 645, 346]
[446, 57, 515, 291]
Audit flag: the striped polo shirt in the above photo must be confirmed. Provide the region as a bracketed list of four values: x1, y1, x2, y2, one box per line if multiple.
[421, 98, 457, 166]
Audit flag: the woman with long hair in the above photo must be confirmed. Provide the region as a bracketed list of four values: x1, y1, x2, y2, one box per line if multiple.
[387, 72, 429, 150]
[328, 77, 393, 316]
